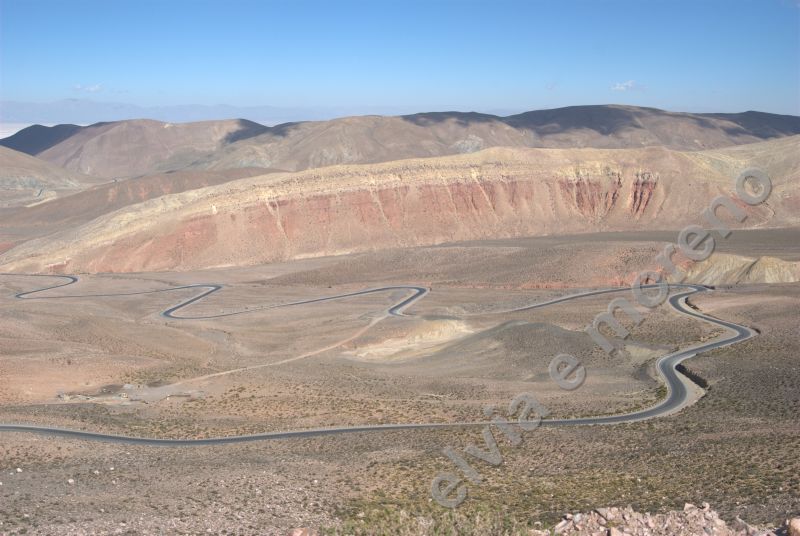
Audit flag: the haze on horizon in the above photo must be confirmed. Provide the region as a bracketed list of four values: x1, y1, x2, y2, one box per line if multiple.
[1, 0, 798, 127]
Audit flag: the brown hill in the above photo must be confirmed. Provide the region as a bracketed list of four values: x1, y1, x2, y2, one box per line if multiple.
[203, 106, 800, 172]
[2, 136, 796, 273]
[0, 146, 105, 208]
[0, 119, 267, 179]
[0, 123, 84, 155]
[3, 106, 798, 180]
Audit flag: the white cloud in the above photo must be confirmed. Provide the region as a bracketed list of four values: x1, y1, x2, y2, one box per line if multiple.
[611, 80, 642, 92]
[73, 83, 103, 93]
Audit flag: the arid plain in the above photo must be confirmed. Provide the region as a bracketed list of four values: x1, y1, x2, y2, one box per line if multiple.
[0, 106, 799, 534]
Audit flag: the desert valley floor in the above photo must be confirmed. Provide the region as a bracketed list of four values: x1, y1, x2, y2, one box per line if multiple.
[0, 230, 798, 534]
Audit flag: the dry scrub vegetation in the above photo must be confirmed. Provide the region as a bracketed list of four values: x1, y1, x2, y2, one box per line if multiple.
[0, 234, 798, 534]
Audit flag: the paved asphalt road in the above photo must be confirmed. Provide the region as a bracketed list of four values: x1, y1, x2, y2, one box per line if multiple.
[0, 275, 754, 445]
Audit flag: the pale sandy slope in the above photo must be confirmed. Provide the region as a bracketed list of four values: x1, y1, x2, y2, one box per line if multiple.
[1, 136, 796, 274]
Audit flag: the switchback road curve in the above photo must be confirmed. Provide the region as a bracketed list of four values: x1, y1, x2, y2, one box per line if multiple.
[0, 274, 755, 445]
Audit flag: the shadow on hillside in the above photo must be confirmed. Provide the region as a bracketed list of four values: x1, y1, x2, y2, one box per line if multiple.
[224, 120, 270, 143]
[400, 105, 650, 136]
[505, 106, 648, 135]
[401, 105, 800, 140]
[402, 111, 501, 127]
[700, 111, 800, 138]
[0, 124, 84, 155]
[223, 120, 305, 144]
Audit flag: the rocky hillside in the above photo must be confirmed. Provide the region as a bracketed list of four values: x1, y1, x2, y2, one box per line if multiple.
[0, 146, 105, 208]
[2, 137, 797, 274]
[3, 105, 799, 179]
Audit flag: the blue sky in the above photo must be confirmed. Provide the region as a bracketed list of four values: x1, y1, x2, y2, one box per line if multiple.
[1, 0, 798, 115]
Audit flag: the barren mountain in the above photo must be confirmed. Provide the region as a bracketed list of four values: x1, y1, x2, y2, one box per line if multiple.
[2, 136, 796, 273]
[0, 118, 267, 178]
[0, 123, 84, 155]
[3, 105, 799, 179]
[0, 146, 105, 208]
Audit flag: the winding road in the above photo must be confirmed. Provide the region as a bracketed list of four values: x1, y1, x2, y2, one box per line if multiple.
[0, 274, 755, 445]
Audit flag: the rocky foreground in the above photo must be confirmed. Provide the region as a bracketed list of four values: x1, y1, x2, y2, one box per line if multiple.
[292, 504, 799, 535]
[535, 503, 798, 536]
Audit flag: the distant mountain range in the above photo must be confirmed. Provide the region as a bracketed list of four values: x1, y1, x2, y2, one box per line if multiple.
[1, 103, 798, 272]
[2, 105, 799, 179]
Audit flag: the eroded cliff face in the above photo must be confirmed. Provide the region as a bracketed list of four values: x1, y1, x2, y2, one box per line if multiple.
[557, 168, 618, 220]
[0, 145, 795, 274]
[629, 171, 658, 217]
